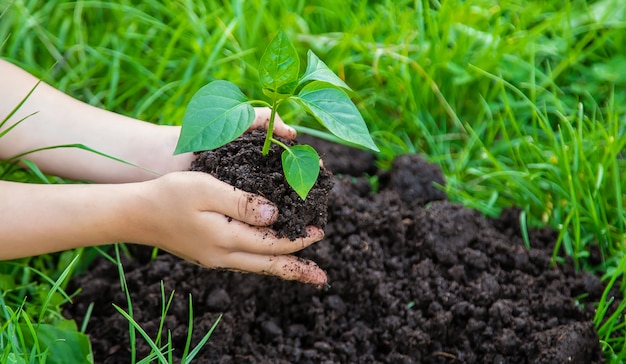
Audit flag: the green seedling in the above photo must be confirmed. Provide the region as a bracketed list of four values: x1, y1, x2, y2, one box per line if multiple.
[174, 30, 379, 199]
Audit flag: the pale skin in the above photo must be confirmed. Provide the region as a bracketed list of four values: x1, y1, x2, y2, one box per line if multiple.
[0, 59, 327, 286]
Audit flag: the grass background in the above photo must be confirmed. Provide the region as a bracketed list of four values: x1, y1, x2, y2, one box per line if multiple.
[1, 0, 625, 362]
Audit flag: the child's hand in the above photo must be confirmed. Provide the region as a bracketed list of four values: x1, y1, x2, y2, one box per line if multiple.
[130, 171, 327, 286]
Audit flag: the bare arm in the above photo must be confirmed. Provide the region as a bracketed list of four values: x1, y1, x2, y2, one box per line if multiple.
[0, 59, 296, 183]
[0, 59, 191, 182]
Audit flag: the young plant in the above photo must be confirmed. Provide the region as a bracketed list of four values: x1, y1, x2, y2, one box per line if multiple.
[174, 30, 379, 199]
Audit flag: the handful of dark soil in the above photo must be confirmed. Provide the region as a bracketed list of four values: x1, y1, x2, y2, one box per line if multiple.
[189, 129, 333, 240]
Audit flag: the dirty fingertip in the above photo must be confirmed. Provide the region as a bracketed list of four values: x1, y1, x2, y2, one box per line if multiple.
[306, 225, 325, 240]
[304, 271, 328, 288]
[288, 125, 297, 137]
[290, 258, 327, 286]
[302, 265, 328, 287]
[258, 201, 278, 223]
[281, 125, 297, 140]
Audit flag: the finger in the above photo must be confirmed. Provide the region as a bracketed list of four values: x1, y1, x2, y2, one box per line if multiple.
[196, 173, 278, 226]
[225, 252, 328, 286]
[223, 217, 325, 255]
[270, 113, 297, 140]
[252, 107, 297, 140]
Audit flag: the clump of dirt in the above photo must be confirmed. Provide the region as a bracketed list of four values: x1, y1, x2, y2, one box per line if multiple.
[64, 139, 608, 363]
[190, 129, 333, 240]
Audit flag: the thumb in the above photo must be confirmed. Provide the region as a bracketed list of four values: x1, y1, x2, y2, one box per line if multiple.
[199, 173, 278, 226]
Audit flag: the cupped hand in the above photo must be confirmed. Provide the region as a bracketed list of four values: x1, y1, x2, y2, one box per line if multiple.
[132, 171, 327, 287]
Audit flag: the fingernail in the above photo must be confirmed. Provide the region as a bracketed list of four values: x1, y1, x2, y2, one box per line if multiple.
[259, 203, 276, 221]
[307, 226, 324, 240]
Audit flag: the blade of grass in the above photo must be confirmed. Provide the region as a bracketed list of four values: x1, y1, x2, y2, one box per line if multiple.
[114, 245, 136, 364]
[184, 314, 222, 363]
[37, 254, 79, 323]
[5, 144, 160, 177]
[112, 304, 169, 364]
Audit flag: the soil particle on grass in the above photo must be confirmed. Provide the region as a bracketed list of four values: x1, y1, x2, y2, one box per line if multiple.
[64, 138, 606, 363]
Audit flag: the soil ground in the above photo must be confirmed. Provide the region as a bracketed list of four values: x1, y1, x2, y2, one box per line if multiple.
[64, 137, 607, 363]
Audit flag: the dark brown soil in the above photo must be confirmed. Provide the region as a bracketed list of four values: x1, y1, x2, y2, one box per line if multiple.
[64, 137, 607, 363]
[190, 129, 334, 240]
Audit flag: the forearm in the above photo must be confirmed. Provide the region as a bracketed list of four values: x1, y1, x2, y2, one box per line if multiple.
[0, 59, 193, 182]
[0, 179, 145, 259]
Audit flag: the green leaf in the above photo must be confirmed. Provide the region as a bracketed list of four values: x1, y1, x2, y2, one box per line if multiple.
[6, 353, 26, 364]
[259, 30, 300, 95]
[174, 81, 254, 154]
[298, 50, 351, 91]
[297, 82, 379, 152]
[281, 145, 320, 200]
[19, 321, 93, 364]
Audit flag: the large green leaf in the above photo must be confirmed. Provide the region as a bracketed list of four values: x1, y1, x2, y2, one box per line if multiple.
[281, 145, 320, 200]
[20, 320, 93, 364]
[298, 50, 351, 91]
[297, 82, 379, 152]
[174, 81, 254, 154]
[259, 30, 300, 95]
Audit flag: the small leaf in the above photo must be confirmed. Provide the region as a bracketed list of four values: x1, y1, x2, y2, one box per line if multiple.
[298, 50, 351, 91]
[262, 81, 299, 100]
[281, 145, 320, 200]
[297, 82, 379, 152]
[174, 81, 254, 154]
[259, 30, 300, 94]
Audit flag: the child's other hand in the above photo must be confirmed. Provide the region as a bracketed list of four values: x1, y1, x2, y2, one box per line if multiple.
[130, 171, 327, 287]
[250, 107, 297, 140]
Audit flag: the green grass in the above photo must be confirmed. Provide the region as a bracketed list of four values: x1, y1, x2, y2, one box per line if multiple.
[0, 0, 625, 361]
[0, 254, 93, 364]
[108, 245, 221, 364]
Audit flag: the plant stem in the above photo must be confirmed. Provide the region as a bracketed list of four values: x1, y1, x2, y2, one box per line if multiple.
[270, 137, 293, 156]
[261, 98, 279, 156]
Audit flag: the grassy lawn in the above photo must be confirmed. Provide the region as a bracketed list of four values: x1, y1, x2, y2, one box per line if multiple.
[1, 0, 625, 362]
